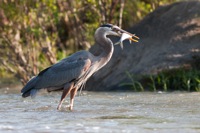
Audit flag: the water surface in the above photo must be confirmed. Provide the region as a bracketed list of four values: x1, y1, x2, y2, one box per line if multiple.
[0, 88, 200, 133]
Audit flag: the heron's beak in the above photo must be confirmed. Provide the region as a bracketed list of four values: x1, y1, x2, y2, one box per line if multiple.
[113, 25, 139, 49]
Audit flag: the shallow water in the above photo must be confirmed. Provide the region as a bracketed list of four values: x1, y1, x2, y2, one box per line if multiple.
[0, 88, 200, 133]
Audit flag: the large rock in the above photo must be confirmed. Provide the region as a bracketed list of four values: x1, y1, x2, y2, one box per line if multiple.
[86, 1, 200, 91]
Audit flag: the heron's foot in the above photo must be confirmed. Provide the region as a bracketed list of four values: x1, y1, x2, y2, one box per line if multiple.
[66, 104, 73, 111]
[69, 105, 73, 111]
[57, 102, 64, 110]
[57, 105, 61, 110]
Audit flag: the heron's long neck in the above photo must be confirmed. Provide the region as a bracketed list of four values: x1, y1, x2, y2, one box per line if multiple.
[94, 33, 114, 70]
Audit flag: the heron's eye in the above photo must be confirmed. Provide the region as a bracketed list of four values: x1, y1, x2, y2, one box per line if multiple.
[112, 27, 118, 31]
[112, 27, 121, 34]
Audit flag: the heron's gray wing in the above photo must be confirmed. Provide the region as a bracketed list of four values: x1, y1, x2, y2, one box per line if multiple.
[35, 57, 92, 89]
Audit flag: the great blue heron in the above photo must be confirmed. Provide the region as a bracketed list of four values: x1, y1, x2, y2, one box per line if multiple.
[21, 24, 139, 110]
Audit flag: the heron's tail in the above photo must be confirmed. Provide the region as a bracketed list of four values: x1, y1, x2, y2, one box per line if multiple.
[21, 76, 39, 98]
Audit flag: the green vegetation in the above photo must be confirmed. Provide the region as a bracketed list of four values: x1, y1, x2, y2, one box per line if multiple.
[119, 71, 144, 92]
[121, 68, 200, 92]
[0, 0, 179, 85]
[121, 64, 200, 92]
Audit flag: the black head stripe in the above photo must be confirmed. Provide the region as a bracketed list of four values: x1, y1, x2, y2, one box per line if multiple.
[100, 24, 113, 28]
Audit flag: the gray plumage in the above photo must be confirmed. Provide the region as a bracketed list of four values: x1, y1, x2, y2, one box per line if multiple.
[21, 50, 93, 97]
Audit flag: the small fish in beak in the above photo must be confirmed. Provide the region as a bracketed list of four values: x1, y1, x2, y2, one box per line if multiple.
[115, 32, 139, 49]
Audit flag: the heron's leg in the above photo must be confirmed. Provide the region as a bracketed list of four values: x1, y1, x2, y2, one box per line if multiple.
[69, 87, 78, 111]
[57, 83, 74, 110]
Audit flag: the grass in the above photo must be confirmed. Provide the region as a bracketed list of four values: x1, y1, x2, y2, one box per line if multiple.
[119, 71, 144, 92]
[120, 68, 200, 92]
[121, 55, 200, 92]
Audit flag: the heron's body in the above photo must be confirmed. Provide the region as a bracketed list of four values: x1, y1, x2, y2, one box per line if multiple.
[22, 50, 93, 95]
[21, 24, 139, 110]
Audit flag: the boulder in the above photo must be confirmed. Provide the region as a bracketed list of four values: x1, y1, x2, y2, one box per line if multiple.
[86, 1, 200, 91]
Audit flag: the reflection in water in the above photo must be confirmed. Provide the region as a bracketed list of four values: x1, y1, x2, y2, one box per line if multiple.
[0, 88, 200, 133]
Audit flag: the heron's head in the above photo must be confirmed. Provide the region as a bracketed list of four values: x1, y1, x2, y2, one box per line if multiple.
[98, 24, 139, 48]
